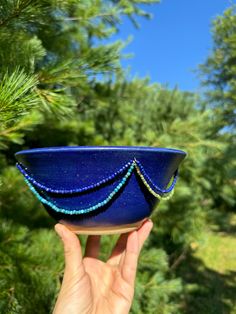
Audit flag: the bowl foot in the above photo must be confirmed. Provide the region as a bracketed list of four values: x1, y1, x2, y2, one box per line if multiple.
[59, 219, 147, 235]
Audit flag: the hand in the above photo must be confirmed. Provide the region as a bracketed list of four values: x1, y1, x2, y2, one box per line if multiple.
[53, 219, 153, 314]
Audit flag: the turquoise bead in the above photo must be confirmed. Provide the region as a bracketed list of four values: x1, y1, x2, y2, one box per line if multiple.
[23, 161, 133, 214]
[22, 159, 174, 215]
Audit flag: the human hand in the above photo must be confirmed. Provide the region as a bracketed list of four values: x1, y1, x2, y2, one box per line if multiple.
[53, 219, 153, 314]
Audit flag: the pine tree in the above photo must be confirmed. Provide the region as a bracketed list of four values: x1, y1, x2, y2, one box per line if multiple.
[200, 6, 236, 131]
[199, 6, 236, 214]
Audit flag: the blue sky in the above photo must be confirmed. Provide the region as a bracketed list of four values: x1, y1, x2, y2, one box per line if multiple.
[109, 0, 232, 91]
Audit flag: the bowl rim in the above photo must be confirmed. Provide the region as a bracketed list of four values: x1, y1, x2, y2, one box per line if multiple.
[15, 145, 187, 156]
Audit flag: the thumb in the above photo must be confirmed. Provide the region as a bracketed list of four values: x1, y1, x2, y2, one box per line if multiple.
[55, 223, 84, 276]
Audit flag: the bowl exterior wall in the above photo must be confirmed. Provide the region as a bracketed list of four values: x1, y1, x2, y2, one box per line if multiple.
[15, 147, 186, 227]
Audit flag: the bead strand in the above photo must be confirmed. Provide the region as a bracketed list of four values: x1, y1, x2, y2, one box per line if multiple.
[16, 159, 133, 194]
[19, 158, 176, 216]
[134, 163, 174, 201]
[23, 161, 135, 215]
[17, 158, 178, 196]
[135, 159, 178, 194]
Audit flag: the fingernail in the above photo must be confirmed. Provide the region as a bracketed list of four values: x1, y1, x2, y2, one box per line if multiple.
[55, 224, 64, 239]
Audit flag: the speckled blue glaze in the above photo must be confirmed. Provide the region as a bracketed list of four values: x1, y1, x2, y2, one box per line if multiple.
[15, 146, 186, 228]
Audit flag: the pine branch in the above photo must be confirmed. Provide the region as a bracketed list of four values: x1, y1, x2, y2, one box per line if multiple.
[0, 68, 39, 126]
[0, 0, 34, 27]
[169, 246, 190, 272]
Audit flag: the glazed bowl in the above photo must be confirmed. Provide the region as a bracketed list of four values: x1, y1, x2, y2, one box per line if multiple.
[15, 146, 186, 234]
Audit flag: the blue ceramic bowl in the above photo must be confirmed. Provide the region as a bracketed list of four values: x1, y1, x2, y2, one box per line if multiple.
[15, 146, 186, 234]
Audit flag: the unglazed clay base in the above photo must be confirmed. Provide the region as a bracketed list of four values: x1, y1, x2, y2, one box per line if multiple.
[60, 219, 146, 235]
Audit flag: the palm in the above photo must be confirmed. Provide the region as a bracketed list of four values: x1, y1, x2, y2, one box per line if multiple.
[83, 257, 134, 313]
[53, 220, 153, 314]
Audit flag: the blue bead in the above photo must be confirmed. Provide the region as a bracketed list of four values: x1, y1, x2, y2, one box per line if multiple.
[22, 156, 174, 217]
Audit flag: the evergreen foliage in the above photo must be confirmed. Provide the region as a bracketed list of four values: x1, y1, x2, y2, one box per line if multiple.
[200, 6, 236, 131]
[199, 5, 236, 215]
[0, 1, 235, 313]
